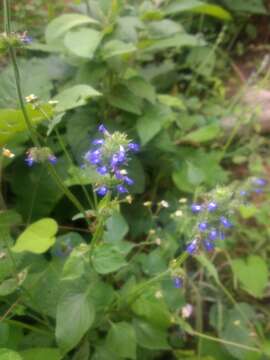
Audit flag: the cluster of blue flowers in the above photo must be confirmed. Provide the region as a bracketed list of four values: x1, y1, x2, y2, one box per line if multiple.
[84, 125, 139, 196]
[25, 147, 57, 167]
[240, 177, 268, 196]
[186, 199, 233, 254]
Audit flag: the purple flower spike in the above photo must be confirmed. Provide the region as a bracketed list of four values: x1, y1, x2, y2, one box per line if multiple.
[203, 240, 215, 252]
[128, 143, 140, 153]
[97, 166, 108, 175]
[25, 156, 35, 167]
[48, 154, 57, 165]
[253, 178, 267, 187]
[198, 222, 208, 231]
[173, 277, 183, 289]
[220, 216, 232, 228]
[98, 124, 108, 134]
[85, 150, 101, 165]
[124, 176, 134, 186]
[191, 204, 202, 213]
[92, 139, 104, 146]
[209, 229, 218, 241]
[116, 184, 128, 194]
[96, 186, 108, 196]
[208, 201, 217, 212]
[186, 240, 198, 254]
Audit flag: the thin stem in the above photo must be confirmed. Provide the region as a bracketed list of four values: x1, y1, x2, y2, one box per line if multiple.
[5, 319, 51, 335]
[84, 0, 91, 16]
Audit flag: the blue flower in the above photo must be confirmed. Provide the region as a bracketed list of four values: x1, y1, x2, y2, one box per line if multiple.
[209, 229, 218, 241]
[198, 222, 208, 231]
[124, 176, 134, 186]
[48, 154, 57, 165]
[25, 156, 35, 167]
[191, 204, 202, 213]
[254, 188, 263, 194]
[96, 186, 108, 196]
[186, 240, 198, 254]
[240, 190, 247, 196]
[92, 139, 104, 146]
[98, 124, 108, 134]
[85, 150, 101, 165]
[220, 216, 232, 228]
[208, 201, 217, 212]
[116, 184, 128, 194]
[219, 231, 225, 240]
[203, 240, 215, 252]
[173, 277, 183, 289]
[253, 178, 267, 186]
[128, 143, 140, 153]
[96, 166, 108, 175]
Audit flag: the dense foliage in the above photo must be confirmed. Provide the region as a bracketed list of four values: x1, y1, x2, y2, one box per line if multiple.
[0, 1, 270, 360]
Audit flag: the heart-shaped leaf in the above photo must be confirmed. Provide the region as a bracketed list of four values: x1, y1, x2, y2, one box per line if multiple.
[232, 255, 268, 298]
[12, 218, 58, 254]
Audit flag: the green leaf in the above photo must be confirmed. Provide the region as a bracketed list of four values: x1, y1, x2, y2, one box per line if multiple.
[54, 84, 102, 112]
[0, 104, 53, 146]
[142, 33, 204, 53]
[64, 28, 103, 59]
[0, 278, 18, 296]
[56, 288, 95, 353]
[106, 322, 136, 359]
[62, 244, 89, 281]
[158, 94, 185, 110]
[133, 319, 170, 350]
[0, 349, 22, 360]
[107, 85, 142, 115]
[92, 243, 127, 274]
[20, 348, 62, 360]
[0, 210, 22, 230]
[182, 123, 221, 143]
[238, 205, 257, 219]
[102, 40, 136, 59]
[12, 218, 58, 254]
[136, 104, 172, 145]
[165, 0, 232, 20]
[45, 14, 99, 45]
[232, 255, 268, 298]
[104, 211, 129, 242]
[64, 165, 100, 187]
[125, 77, 156, 104]
[132, 296, 171, 329]
[222, 0, 266, 14]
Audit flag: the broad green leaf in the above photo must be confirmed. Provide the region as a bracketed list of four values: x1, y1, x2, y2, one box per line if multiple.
[186, 46, 216, 76]
[136, 104, 172, 145]
[12, 218, 58, 254]
[0, 278, 18, 296]
[238, 205, 257, 219]
[62, 244, 89, 281]
[182, 123, 221, 143]
[20, 348, 62, 360]
[187, 161, 205, 185]
[142, 33, 204, 53]
[0, 210, 22, 230]
[158, 94, 185, 110]
[147, 19, 184, 38]
[56, 288, 95, 353]
[220, 303, 257, 359]
[92, 243, 127, 274]
[106, 322, 136, 359]
[102, 40, 136, 59]
[125, 77, 156, 104]
[132, 296, 171, 329]
[64, 28, 102, 59]
[108, 85, 142, 115]
[0, 104, 53, 146]
[232, 255, 268, 298]
[0, 349, 22, 360]
[45, 14, 99, 45]
[54, 84, 102, 112]
[165, 0, 232, 20]
[222, 0, 266, 14]
[104, 211, 129, 243]
[133, 319, 170, 350]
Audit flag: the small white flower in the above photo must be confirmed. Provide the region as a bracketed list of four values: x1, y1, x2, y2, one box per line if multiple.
[125, 195, 133, 204]
[120, 169, 128, 175]
[2, 147, 15, 158]
[25, 94, 38, 103]
[181, 304, 193, 319]
[159, 200, 169, 208]
[143, 201, 152, 207]
[179, 198, 187, 204]
[149, 229, 156, 235]
[155, 238, 162, 246]
[155, 290, 163, 299]
[48, 100, 59, 105]
[175, 210, 183, 217]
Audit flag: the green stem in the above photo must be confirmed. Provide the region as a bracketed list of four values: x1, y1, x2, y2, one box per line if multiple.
[5, 319, 51, 335]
